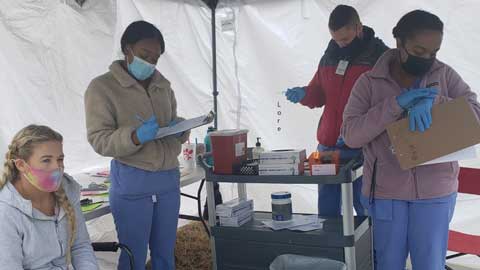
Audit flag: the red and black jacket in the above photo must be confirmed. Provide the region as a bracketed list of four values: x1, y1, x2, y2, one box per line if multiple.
[301, 26, 388, 147]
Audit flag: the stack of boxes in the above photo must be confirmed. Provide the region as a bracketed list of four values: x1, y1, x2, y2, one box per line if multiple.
[216, 198, 254, 227]
[258, 149, 307, 175]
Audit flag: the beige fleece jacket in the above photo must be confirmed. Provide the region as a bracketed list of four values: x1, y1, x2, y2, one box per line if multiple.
[84, 60, 189, 171]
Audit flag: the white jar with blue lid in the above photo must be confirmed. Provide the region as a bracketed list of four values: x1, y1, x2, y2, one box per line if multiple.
[271, 191, 292, 221]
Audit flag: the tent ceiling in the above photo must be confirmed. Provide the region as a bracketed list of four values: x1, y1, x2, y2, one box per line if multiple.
[75, 0, 217, 9]
[201, 0, 218, 9]
[75, 0, 86, 6]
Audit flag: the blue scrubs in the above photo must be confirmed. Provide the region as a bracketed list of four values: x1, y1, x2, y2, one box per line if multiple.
[109, 160, 180, 270]
[318, 176, 365, 216]
[317, 143, 366, 216]
[361, 193, 457, 270]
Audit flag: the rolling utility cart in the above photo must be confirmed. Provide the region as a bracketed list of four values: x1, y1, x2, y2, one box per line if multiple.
[199, 156, 373, 270]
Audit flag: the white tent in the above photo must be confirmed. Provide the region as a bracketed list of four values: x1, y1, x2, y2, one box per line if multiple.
[1, 0, 479, 269]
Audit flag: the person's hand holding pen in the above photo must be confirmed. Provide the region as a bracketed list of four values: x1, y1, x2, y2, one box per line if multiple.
[131, 114, 159, 145]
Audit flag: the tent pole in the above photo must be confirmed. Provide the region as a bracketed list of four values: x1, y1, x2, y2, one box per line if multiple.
[206, 3, 219, 270]
[211, 3, 218, 129]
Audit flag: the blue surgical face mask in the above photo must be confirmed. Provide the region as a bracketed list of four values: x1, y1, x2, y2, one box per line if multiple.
[127, 52, 156, 81]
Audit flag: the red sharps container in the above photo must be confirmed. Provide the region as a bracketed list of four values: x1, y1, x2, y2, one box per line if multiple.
[210, 129, 248, 174]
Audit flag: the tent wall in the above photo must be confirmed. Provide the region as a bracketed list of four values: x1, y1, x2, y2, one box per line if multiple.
[0, 0, 116, 171]
[1, 4, 480, 263]
[2, 0, 480, 172]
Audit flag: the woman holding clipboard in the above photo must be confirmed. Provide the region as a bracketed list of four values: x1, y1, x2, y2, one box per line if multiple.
[341, 10, 480, 270]
[84, 21, 189, 270]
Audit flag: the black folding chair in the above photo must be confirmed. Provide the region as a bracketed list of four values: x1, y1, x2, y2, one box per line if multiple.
[92, 242, 134, 270]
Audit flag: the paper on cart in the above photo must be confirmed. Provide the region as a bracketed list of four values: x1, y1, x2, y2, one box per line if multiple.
[288, 222, 323, 232]
[420, 145, 477, 166]
[262, 215, 318, 231]
[155, 111, 214, 139]
[289, 218, 326, 232]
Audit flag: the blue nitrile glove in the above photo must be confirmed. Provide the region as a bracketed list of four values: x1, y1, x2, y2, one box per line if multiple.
[169, 119, 184, 138]
[408, 97, 435, 132]
[396, 88, 438, 109]
[285, 87, 306, 103]
[136, 115, 159, 144]
[335, 137, 345, 148]
[334, 136, 361, 160]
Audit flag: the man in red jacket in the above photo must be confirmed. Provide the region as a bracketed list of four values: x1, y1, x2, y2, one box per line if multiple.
[285, 5, 388, 216]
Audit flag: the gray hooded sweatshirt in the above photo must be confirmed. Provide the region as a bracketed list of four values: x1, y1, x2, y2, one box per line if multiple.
[0, 174, 99, 270]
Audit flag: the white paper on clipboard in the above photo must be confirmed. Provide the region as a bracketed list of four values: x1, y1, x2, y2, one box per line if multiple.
[155, 111, 214, 139]
[420, 145, 478, 166]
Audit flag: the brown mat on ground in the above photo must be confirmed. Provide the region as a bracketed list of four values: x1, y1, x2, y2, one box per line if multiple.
[146, 222, 212, 270]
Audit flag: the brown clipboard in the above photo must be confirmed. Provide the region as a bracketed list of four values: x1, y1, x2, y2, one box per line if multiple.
[386, 96, 480, 170]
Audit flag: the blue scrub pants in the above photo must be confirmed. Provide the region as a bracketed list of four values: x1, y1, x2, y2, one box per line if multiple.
[109, 160, 181, 270]
[318, 177, 365, 216]
[361, 193, 457, 270]
[317, 144, 366, 216]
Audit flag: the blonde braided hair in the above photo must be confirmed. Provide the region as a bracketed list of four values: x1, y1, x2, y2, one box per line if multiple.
[0, 144, 18, 189]
[54, 185, 77, 266]
[1, 125, 77, 266]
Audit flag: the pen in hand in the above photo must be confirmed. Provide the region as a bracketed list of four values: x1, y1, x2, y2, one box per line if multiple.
[136, 114, 146, 124]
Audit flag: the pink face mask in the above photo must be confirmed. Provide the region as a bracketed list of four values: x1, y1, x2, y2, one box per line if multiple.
[23, 164, 64, 192]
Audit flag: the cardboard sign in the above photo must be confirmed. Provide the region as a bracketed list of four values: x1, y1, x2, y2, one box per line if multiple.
[386, 97, 480, 170]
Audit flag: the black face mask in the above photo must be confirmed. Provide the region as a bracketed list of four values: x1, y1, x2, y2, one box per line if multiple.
[401, 49, 435, 76]
[336, 36, 362, 59]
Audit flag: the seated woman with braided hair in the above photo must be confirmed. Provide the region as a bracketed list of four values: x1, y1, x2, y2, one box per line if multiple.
[0, 125, 98, 270]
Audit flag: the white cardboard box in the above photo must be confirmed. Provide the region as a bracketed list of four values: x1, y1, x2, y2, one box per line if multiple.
[219, 209, 253, 227]
[259, 162, 305, 175]
[311, 164, 336, 175]
[216, 199, 254, 217]
[259, 168, 302, 175]
[259, 149, 306, 163]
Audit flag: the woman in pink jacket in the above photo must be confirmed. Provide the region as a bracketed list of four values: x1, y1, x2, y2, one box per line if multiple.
[341, 10, 480, 270]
